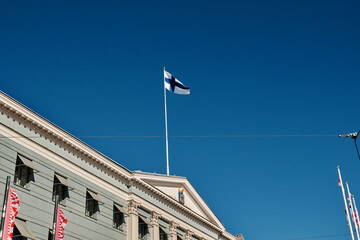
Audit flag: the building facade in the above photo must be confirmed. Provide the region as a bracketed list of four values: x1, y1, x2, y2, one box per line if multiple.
[0, 91, 244, 240]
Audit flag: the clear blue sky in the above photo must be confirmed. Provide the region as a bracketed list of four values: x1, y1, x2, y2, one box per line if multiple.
[1, 0, 360, 239]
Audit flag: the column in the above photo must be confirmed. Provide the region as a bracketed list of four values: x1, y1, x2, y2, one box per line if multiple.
[150, 211, 161, 240]
[127, 200, 141, 240]
[169, 221, 179, 240]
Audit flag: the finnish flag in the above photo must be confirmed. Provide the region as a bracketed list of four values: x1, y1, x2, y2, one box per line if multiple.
[164, 70, 190, 95]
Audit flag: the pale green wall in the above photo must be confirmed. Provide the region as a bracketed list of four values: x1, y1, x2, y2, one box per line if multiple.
[0, 136, 128, 240]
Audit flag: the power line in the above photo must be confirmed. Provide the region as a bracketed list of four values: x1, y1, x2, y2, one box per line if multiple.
[0, 134, 338, 139]
[283, 233, 350, 240]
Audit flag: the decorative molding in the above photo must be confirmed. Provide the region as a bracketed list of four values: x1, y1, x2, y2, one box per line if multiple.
[221, 231, 236, 240]
[185, 230, 194, 240]
[169, 221, 179, 236]
[235, 234, 244, 240]
[0, 123, 131, 202]
[150, 211, 161, 226]
[127, 200, 141, 215]
[132, 177, 223, 233]
[133, 172, 225, 232]
[0, 92, 132, 181]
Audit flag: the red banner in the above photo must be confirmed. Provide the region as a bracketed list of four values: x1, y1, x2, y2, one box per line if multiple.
[55, 206, 67, 240]
[2, 187, 20, 240]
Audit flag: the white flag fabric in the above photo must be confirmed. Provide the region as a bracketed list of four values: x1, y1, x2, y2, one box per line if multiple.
[2, 187, 20, 240]
[353, 196, 360, 230]
[347, 183, 359, 237]
[338, 167, 355, 240]
[55, 205, 67, 240]
[164, 70, 190, 95]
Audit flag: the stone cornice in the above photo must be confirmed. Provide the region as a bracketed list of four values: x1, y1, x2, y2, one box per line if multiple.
[0, 91, 132, 182]
[221, 231, 236, 240]
[131, 177, 224, 233]
[133, 172, 225, 231]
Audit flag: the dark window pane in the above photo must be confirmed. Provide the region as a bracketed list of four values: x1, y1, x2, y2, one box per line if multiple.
[14, 158, 31, 188]
[86, 191, 98, 219]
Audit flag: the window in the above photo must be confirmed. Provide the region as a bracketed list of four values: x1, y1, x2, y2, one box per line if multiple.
[85, 190, 102, 219]
[159, 227, 169, 240]
[13, 218, 36, 240]
[138, 216, 150, 240]
[113, 204, 126, 230]
[14, 155, 37, 188]
[52, 174, 70, 205]
[13, 226, 25, 240]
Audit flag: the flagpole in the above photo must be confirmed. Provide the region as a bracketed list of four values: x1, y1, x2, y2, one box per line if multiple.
[52, 195, 59, 240]
[164, 66, 170, 176]
[0, 176, 11, 240]
[338, 166, 355, 240]
[347, 182, 360, 240]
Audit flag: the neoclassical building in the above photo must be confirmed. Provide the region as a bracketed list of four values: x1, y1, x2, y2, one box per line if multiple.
[0, 91, 244, 240]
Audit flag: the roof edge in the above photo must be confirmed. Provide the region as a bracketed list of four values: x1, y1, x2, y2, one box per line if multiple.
[0, 90, 132, 179]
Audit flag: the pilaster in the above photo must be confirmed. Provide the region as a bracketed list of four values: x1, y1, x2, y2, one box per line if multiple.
[127, 200, 141, 240]
[185, 230, 194, 240]
[150, 211, 161, 240]
[169, 222, 179, 240]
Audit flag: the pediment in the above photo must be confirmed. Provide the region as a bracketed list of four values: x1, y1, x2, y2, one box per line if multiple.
[133, 172, 224, 230]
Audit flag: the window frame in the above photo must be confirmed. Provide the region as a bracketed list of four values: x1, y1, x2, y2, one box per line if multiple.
[52, 174, 69, 205]
[138, 216, 150, 240]
[113, 204, 126, 230]
[85, 190, 100, 219]
[14, 157, 32, 189]
[159, 227, 169, 240]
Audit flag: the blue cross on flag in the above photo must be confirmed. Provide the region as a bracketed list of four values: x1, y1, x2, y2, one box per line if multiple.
[164, 70, 190, 95]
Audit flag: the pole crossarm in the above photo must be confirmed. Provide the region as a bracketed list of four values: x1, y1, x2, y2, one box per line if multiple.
[339, 130, 360, 161]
